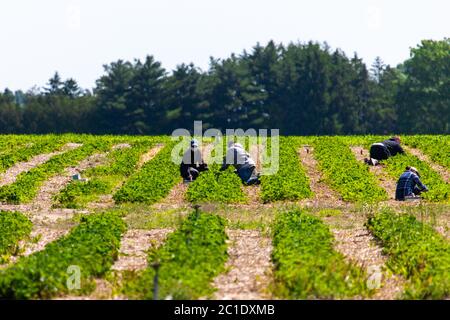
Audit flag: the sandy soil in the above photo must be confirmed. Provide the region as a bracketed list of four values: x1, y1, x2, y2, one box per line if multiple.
[298, 145, 347, 208]
[331, 226, 405, 299]
[213, 229, 273, 300]
[0, 143, 82, 187]
[350, 146, 397, 201]
[403, 146, 449, 183]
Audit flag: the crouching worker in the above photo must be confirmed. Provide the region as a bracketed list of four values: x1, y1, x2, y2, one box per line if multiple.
[395, 166, 429, 201]
[221, 142, 260, 185]
[180, 139, 208, 182]
[365, 136, 405, 166]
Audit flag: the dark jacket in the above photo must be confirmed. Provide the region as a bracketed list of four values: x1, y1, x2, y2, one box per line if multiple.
[382, 139, 405, 157]
[395, 170, 428, 200]
[180, 149, 208, 179]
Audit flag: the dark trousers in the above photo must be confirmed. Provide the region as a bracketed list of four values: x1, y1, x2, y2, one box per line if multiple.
[237, 164, 259, 185]
[370, 144, 390, 160]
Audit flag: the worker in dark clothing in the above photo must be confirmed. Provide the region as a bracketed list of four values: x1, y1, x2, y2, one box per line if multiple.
[365, 136, 405, 166]
[395, 166, 428, 201]
[180, 139, 208, 182]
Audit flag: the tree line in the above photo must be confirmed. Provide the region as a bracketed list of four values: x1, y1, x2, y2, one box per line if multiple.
[0, 39, 448, 135]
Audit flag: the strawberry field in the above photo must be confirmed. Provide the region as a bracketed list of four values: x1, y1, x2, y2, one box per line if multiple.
[0, 134, 448, 300]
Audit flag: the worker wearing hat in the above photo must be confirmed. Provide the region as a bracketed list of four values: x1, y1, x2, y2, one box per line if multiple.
[395, 166, 429, 201]
[180, 139, 208, 182]
[221, 141, 260, 185]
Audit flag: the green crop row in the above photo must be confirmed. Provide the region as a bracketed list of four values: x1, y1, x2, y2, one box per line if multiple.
[0, 138, 112, 204]
[260, 137, 312, 203]
[54, 139, 155, 208]
[342, 135, 449, 202]
[272, 209, 369, 299]
[186, 165, 246, 203]
[0, 212, 126, 299]
[0, 211, 32, 263]
[382, 153, 449, 202]
[113, 141, 179, 204]
[0, 136, 66, 173]
[312, 137, 387, 203]
[403, 135, 450, 170]
[124, 210, 228, 299]
[367, 209, 450, 299]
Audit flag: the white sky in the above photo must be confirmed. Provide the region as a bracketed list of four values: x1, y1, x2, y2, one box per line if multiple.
[0, 0, 449, 91]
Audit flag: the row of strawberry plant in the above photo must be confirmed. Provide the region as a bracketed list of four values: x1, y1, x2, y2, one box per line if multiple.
[0, 211, 32, 264]
[272, 209, 369, 298]
[186, 165, 247, 203]
[0, 138, 112, 204]
[367, 209, 449, 299]
[54, 139, 156, 209]
[312, 137, 387, 203]
[403, 135, 450, 170]
[343, 135, 449, 202]
[113, 141, 179, 204]
[0, 135, 66, 173]
[123, 210, 228, 299]
[260, 137, 312, 203]
[0, 212, 126, 299]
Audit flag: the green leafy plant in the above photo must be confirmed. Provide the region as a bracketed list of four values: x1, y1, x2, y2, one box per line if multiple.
[260, 137, 312, 202]
[272, 209, 369, 299]
[186, 165, 246, 203]
[0, 212, 126, 299]
[54, 139, 155, 208]
[0, 211, 32, 263]
[0, 138, 111, 204]
[313, 137, 387, 203]
[113, 142, 180, 204]
[123, 210, 228, 299]
[403, 135, 450, 170]
[367, 209, 450, 299]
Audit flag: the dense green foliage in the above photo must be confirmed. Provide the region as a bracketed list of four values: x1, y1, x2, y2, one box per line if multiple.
[124, 210, 228, 299]
[54, 139, 155, 208]
[1, 39, 448, 135]
[383, 153, 449, 202]
[313, 137, 387, 202]
[260, 137, 312, 202]
[272, 209, 368, 298]
[343, 135, 449, 202]
[113, 141, 179, 204]
[0, 136, 65, 173]
[0, 211, 32, 263]
[0, 212, 126, 299]
[186, 165, 246, 203]
[403, 135, 450, 170]
[367, 209, 450, 299]
[0, 138, 111, 204]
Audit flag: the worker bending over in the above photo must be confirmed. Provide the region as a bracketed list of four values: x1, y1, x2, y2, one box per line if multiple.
[221, 141, 260, 185]
[395, 166, 428, 201]
[365, 136, 405, 166]
[180, 139, 208, 182]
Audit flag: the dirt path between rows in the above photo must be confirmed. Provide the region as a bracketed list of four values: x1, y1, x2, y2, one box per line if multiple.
[213, 229, 273, 300]
[30, 152, 109, 213]
[298, 146, 346, 208]
[331, 225, 405, 299]
[350, 146, 397, 201]
[0, 143, 82, 187]
[153, 143, 215, 210]
[88, 144, 165, 210]
[57, 228, 173, 300]
[137, 144, 165, 168]
[403, 146, 450, 183]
